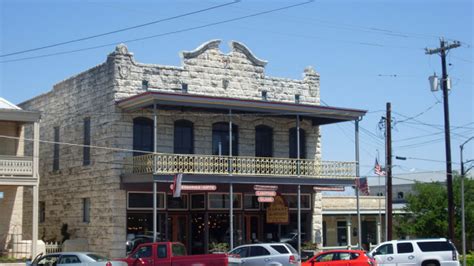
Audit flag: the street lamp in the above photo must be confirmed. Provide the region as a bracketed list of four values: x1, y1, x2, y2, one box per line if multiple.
[460, 136, 473, 266]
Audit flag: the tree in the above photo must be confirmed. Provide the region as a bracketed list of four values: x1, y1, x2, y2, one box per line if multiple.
[394, 174, 474, 251]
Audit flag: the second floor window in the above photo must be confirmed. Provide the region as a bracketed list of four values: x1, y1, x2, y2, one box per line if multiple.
[289, 127, 306, 159]
[174, 120, 194, 154]
[83, 117, 91, 165]
[255, 125, 273, 157]
[53, 127, 60, 171]
[212, 122, 238, 156]
[133, 117, 154, 156]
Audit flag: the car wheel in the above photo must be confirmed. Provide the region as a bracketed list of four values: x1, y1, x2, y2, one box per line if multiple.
[422, 261, 440, 266]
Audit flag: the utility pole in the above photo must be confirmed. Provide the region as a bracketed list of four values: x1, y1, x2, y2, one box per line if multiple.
[425, 38, 461, 241]
[385, 102, 393, 241]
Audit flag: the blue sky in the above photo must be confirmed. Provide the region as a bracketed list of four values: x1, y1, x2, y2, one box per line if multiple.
[1, 0, 472, 184]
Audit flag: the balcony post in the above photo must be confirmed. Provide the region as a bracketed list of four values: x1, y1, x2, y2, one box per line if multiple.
[229, 109, 234, 250]
[32, 121, 39, 258]
[297, 115, 301, 255]
[153, 102, 158, 242]
[355, 119, 362, 249]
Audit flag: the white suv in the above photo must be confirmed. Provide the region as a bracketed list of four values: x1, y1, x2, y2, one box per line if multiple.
[369, 238, 460, 266]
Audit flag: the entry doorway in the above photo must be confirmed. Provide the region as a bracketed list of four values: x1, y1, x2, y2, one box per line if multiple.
[244, 215, 260, 243]
[168, 215, 188, 249]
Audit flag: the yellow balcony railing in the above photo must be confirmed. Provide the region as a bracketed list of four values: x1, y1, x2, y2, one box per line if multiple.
[124, 153, 356, 179]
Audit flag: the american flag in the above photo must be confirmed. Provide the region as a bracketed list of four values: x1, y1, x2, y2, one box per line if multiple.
[374, 158, 386, 176]
[355, 177, 370, 196]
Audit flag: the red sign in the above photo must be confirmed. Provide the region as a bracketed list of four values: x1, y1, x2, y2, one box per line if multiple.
[253, 185, 278, 191]
[258, 197, 275, 203]
[255, 191, 277, 197]
[170, 184, 217, 191]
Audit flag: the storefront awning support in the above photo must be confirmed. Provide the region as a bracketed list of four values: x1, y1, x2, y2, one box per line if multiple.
[153, 102, 158, 242]
[355, 118, 362, 249]
[297, 114, 301, 256]
[229, 109, 234, 250]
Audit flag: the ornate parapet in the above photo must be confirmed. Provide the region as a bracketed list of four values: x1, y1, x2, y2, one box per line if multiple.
[230, 41, 267, 67]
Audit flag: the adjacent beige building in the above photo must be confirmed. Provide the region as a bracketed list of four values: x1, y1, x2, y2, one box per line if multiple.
[0, 97, 40, 258]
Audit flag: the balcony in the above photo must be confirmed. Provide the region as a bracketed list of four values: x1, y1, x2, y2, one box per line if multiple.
[0, 155, 37, 185]
[124, 153, 356, 179]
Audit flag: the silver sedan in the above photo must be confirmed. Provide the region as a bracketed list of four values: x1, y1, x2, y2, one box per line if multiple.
[28, 252, 128, 266]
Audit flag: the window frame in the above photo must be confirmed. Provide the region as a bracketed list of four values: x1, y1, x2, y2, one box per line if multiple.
[255, 125, 273, 157]
[82, 198, 90, 223]
[166, 193, 189, 210]
[83, 117, 91, 166]
[282, 193, 311, 210]
[212, 122, 239, 156]
[190, 193, 206, 210]
[173, 119, 194, 154]
[207, 192, 243, 210]
[53, 126, 60, 171]
[244, 194, 260, 211]
[127, 191, 166, 210]
[289, 127, 306, 159]
[133, 117, 154, 156]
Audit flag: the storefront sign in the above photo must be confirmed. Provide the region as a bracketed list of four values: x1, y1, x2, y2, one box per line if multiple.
[266, 195, 289, 224]
[255, 190, 277, 197]
[313, 186, 345, 192]
[253, 185, 278, 191]
[257, 196, 274, 203]
[169, 184, 217, 191]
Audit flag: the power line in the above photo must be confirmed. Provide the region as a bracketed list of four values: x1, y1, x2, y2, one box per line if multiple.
[0, 0, 314, 64]
[0, 0, 241, 58]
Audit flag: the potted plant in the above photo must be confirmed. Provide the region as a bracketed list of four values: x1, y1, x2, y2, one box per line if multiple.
[209, 242, 229, 254]
[301, 241, 319, 261]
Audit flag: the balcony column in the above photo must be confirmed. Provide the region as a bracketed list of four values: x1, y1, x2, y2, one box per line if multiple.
[355, 119, 362, 249]
[296, 114, 301, 255]
[153, 102, 158, 242]
[229, 109, 234, 250]
[31, 121, 39, 258]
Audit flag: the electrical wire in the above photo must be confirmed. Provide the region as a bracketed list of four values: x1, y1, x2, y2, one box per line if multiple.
[0, 0, 314, 64]
[0, 0, 241, 58]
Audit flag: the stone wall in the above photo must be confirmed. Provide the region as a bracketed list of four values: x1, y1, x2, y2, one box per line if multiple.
[20, 58, 127, 257]
[0, 121, 22, 156]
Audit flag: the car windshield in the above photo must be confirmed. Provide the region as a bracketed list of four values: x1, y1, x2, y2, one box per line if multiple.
[86, 253, 109, 262]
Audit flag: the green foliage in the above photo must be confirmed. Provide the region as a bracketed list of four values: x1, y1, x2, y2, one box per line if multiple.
[209, 242, 229, 253]
[301, 241, 319, 251]
[0, 257, 28, 263]
[395, 175, 474, 250]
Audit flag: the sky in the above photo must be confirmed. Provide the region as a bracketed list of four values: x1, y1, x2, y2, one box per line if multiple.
[0, 0, 473, 186]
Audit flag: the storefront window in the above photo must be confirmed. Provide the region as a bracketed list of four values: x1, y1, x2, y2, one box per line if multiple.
[191, 194, 205, 210]
[127, 192, 165, 210]
[208, 193, 242, 210]
[244, 194, 260, 210]
[282, 194, 311, 210]
[167, 194, 188, 210]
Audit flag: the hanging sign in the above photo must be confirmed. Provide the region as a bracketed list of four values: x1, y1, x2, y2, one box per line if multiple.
[266, 195, 289, 224]
[253, 185, 278, 191]
[258, 197, 275, 203]
[170, 184, 217, 191]
[256, 191, 277, 197]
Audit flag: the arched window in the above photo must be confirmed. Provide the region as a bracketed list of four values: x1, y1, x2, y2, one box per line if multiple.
[255, 125, 273, 157]
[289, 127, 306, 159]
[174, 120, 194, 154]
[133, 117, 154, 156]
[212, 122, 238, 156]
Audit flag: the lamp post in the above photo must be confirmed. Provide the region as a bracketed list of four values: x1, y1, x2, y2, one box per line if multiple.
[460, 136, 473, 266]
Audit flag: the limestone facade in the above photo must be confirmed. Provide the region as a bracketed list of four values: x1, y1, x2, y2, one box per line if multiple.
[20, 40, 324, 257]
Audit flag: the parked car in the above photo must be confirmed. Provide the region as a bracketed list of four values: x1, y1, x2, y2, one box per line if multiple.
[302, 250, 376, 266]
[280, 232, 306, 249]
[368, 238, 460, 266]
[228, 243, 300, 266]
[118, 241, 229, 266]
[28, 252, 127, 266]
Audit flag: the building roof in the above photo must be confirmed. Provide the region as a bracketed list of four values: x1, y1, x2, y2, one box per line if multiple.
[0, 97, 41, 122]
[117, 91, 366, 125]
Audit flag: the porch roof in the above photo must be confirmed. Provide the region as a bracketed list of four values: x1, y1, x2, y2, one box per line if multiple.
[116, 91, 366, 125]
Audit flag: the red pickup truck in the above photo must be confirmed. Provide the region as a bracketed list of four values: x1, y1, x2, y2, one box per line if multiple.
[119, 242, 229, 266]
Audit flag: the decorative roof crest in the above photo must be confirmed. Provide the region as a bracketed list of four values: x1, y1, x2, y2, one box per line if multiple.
[230, 41, 267, 67]
[181, 39, 222, 59]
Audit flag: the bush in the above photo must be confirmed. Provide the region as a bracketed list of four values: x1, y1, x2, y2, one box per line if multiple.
[0, 257, 28, 263]
[209, 242, 229, 253]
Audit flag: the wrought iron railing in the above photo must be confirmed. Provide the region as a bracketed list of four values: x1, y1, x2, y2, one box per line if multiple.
[0, 155, 33, 176]
[124, 153, 356, 179]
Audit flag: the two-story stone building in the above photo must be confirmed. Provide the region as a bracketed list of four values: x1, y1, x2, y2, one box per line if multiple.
[20, 40, 366, 257]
